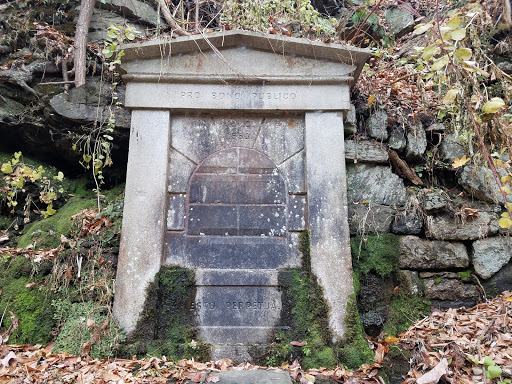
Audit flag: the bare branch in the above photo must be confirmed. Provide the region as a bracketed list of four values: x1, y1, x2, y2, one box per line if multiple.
[155, 0, 191, 36]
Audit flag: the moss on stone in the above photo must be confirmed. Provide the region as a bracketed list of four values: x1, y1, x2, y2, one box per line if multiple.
[0, 255, 56, 344]
[266, 232, 337, 369]
[351, 234, 400, 278]
[52, 301, 125, 359]
[118, 267, 210, 361]
[17, 194, 97, 249]
[338, 293, 374, 369]
[381, 293, 431, 337]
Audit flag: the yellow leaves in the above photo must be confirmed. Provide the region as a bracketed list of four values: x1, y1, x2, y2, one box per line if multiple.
[1, 162, 13, 174]
[41, 204, 56, 218]
[413, 23, 433, 35]
[501, 186, 511, 195]
[502, 176, 512, 184]
[448, 28, 466, 41]
[431, 55, 449, 71]
[53, 171, 64, 182]
[482, 97, 505, 114]
[421, 45, 441, 61]
[443, 89, 459, 105]
[452, 155, 470, 169]
[367, 94, 375, 107]
[385, 336, 400, 343]
[453, 47, 472, 62]
[498, 217, 511, 232]
[446, 17, 462, 29]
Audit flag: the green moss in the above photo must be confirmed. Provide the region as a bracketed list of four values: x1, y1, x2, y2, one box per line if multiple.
[434, 277, 441, 285]
[381, 293, 431, 337]
[53, 301, 125, 358]
[17, 194, 97, 249]
[0, 256, 56, 344]
[118, 267, 210, 361]
[338, 294, 374, 369]
[458, 270, 473, 282]
[265, 232, 337, 369]
[351, 234, 400, 278]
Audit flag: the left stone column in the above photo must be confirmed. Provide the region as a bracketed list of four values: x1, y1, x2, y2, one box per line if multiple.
[114, 110, 171, 333]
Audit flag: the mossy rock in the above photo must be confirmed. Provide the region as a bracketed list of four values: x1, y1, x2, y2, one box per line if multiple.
[351, 234, 400, 278]
[0, 255, 56, 344]
[17, 194, 97, 249]
[52, 301, 125, 359]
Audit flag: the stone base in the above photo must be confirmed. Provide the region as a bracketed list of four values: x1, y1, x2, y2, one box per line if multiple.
[179, 370, 293, 384]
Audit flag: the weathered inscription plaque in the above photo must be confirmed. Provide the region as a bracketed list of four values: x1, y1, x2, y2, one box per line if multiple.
[114, 31, 370, 362]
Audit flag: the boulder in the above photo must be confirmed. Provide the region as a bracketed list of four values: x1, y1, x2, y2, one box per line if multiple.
[399, 236, 469, 269]
[425, 211, 499, 240]
[422, 274, 480, 302]
[348, 203, 395, 235]
[344, 140, 389, 163]
[366, 110, 388, 140]
[439, 132, 465, 163]
[459, 164, 512, 204]
[472, 237, 512, 279]
[483, 261, 512, 295]
[106, 0, 162, 26]
[388, 125, 406, 152]
[384, 7, 414, 36]
[405, 121, 426, 162]
[50, 78, 131, 129]
[346, 164, 408, 206]
[422, 191, 447, 213]
[358, 272, 394, 336]
[392, 211, 422, 235]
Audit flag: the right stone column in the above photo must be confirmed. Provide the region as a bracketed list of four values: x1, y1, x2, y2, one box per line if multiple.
[305, 111, 353, 341]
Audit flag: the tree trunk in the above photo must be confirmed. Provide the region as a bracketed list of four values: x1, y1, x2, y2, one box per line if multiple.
[74, 0, 96, 88]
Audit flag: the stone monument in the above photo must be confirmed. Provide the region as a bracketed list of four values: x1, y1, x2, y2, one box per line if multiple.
[114, 31, 370, 360]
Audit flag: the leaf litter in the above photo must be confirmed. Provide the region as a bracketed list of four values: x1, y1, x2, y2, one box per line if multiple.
[0, 292, 510, 383]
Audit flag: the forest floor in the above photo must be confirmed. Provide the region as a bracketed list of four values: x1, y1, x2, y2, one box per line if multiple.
[1, 291, 511, 384]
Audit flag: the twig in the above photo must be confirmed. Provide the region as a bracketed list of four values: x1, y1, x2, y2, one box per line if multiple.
[38, 81, 75, 85]
[350, 0, 384, 46]
[155, 0, 190, 36]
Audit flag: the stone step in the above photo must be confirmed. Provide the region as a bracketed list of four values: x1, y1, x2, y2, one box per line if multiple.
[177, 370, 293, 384]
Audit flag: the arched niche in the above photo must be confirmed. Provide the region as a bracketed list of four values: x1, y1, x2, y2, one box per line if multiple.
[184, 147, 289, 269]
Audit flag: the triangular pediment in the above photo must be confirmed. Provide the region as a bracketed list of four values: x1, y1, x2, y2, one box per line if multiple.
[121, 31, 370, 85]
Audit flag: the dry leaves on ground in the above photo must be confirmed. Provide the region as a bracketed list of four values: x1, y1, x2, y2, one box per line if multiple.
[400, 291, 512, 383]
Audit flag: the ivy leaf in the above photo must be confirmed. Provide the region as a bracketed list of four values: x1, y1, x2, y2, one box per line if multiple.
[482, 97, 505, 114]
[449, 28, 466, 41]
[487, 364, 502, 379]
[452, 155, 470, 169]
[454, 47, 472, 61]
[1, 162, 13, 174]
[53, 171, 64, 182]
[431, 55, 449, 71]
[443, 88, 459, 105]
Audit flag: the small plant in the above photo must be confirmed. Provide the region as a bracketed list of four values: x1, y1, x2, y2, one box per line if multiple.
[0, 152, 65, 225]
[221, 0, 337, 36]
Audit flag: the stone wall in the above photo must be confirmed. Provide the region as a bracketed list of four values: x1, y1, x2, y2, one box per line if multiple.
[344, 108, 511, 336]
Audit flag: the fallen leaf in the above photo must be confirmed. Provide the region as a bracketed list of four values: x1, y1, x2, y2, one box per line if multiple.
[290, 341, 307, 347]
[65, 265, 73, 279]
[452, 155, 470, 169]
[416, 358, 449, 384]
[1, 351, 17, 367]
